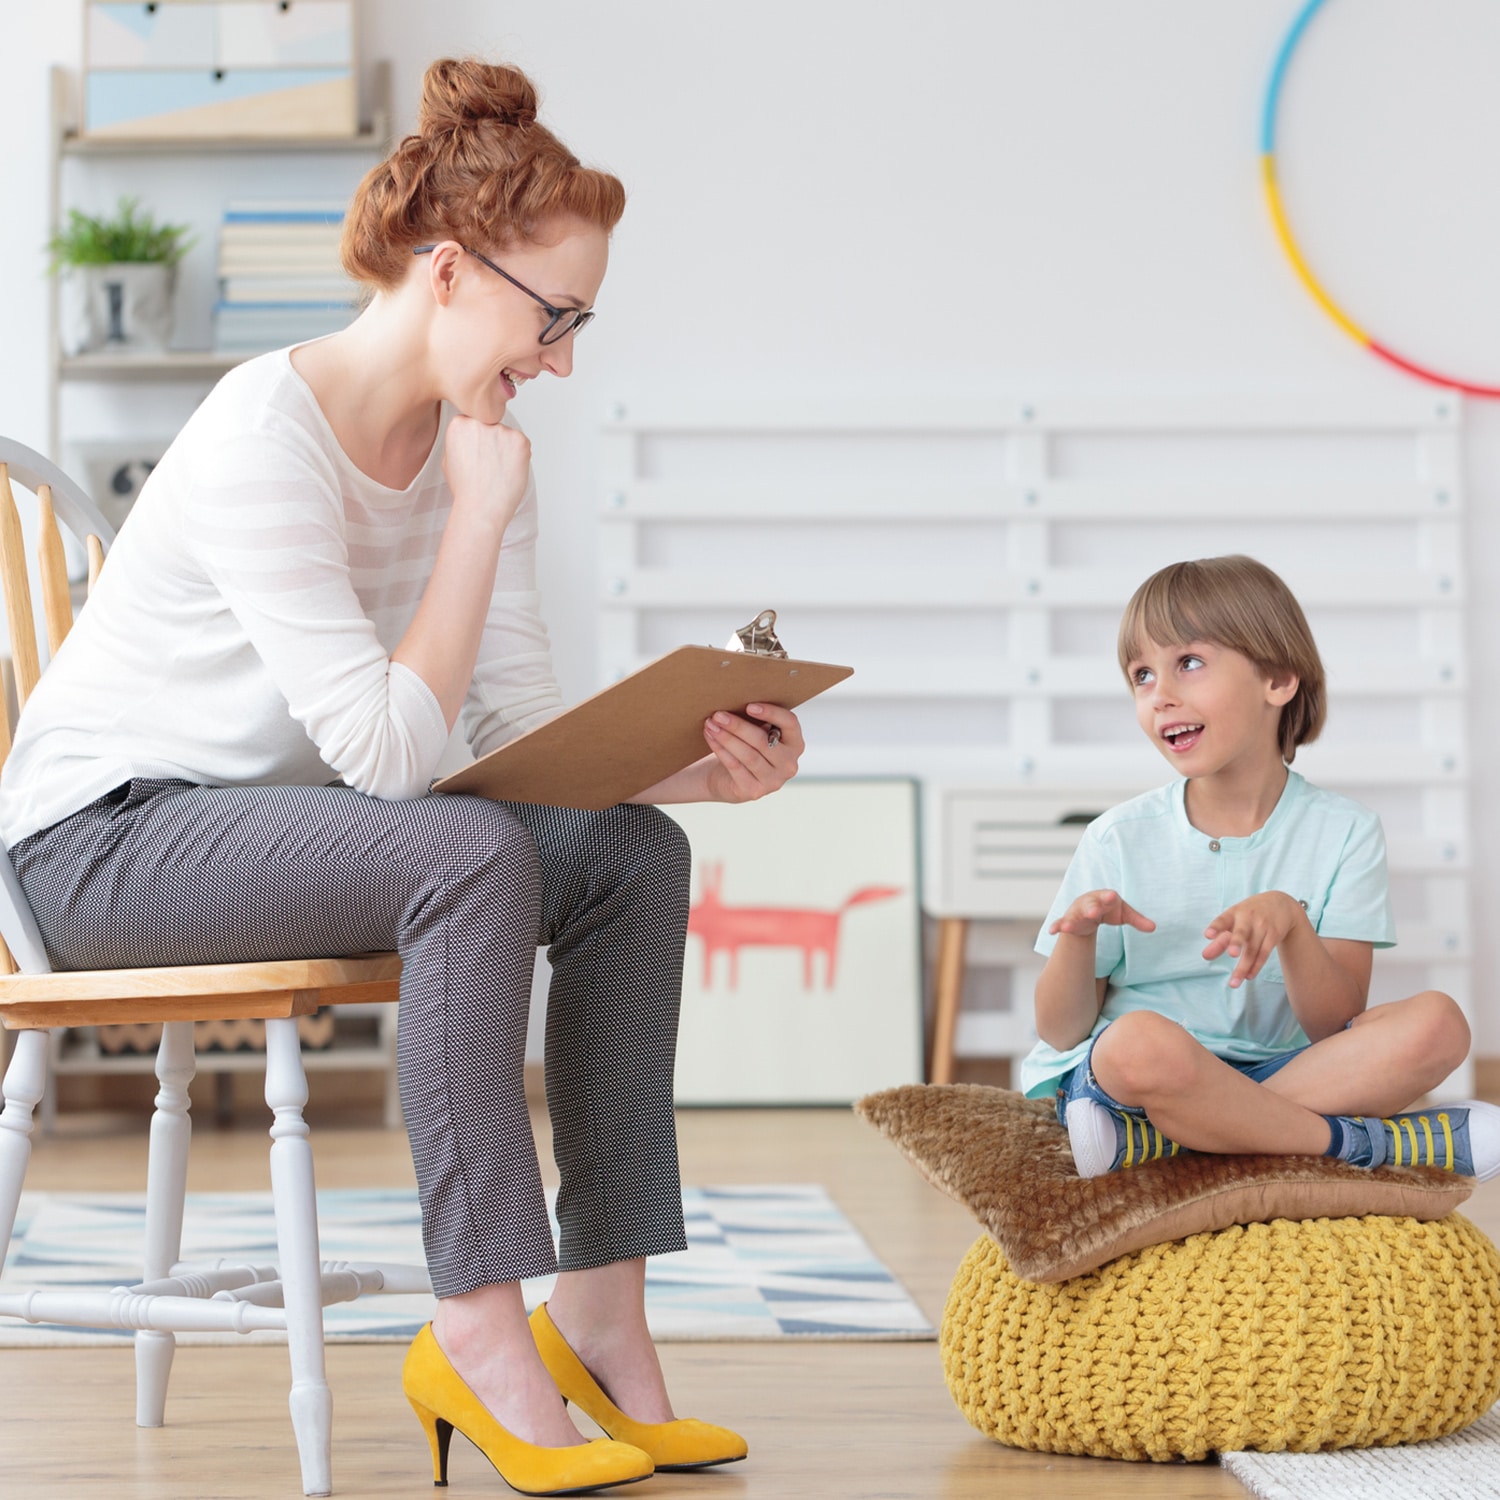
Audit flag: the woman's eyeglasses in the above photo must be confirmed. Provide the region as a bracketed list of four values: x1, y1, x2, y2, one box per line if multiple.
[413, 244, 595, 345]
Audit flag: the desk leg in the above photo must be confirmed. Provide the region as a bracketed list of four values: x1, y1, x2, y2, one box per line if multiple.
[930, 917, 967, 1085]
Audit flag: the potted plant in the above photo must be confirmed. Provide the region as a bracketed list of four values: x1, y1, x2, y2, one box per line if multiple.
[47, 197, 194, 355]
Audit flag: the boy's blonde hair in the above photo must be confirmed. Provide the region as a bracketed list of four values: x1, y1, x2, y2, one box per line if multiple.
[1117, 555, 1326, 763]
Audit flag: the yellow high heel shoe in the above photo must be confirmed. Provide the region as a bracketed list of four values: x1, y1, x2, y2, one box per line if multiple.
[530, 1302, 749, 1471]
[402, 1323, 655, 1494]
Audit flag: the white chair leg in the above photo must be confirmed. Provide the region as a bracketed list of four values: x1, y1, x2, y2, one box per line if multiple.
[136, 1020, 195, 1428]
[266, 1016, 332, 1497]
[39, 1029, 60, 1137]
[378, 1006, 402, 1131]
[0, 1029, 48, 1275]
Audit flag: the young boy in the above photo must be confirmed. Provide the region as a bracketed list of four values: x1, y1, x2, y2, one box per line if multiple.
[1022, 555, 1500, 1180]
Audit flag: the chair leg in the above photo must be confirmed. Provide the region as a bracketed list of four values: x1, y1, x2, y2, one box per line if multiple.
[266, 1016, 332, 1497]
[0, 1029, 48, 1276]
[378, 1005, 402, 1131]
[136, 1020, 196, 1428]
[930, 917, 968, 1085]
[39, 1029, 59, 1137]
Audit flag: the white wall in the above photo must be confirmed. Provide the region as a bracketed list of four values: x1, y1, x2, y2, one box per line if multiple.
[5, 1, 1500, 1045]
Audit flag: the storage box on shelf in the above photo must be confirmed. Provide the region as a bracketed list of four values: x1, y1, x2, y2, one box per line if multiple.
[85, 0, 357, 141]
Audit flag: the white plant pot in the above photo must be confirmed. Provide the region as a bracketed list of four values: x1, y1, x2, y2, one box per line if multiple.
[61, 263, 177, 354]
[57, 268, 98, 356]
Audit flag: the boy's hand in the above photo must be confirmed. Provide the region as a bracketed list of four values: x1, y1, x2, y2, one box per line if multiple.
[1049, 890, 1156, 939]
[1202, 892, 1306, 988]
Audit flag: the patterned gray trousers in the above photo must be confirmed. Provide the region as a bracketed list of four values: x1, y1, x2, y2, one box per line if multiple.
[10, 778, 691, 1297]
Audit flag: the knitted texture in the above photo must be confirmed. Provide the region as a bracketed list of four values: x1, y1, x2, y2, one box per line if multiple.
[942, 1214, 1500, 1462]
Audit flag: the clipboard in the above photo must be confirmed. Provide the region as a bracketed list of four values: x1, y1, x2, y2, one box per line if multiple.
[433, 611, 853, 810]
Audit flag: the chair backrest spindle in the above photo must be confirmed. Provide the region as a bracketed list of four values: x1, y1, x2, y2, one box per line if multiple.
[0, 442, 116, 977]
[36, 485, 76, 658]
[0, 466, 42, 711]
[0, 463, 108, 719]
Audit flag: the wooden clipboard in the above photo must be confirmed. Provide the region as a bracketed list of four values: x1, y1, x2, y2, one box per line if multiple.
[433, 645, 853, 810]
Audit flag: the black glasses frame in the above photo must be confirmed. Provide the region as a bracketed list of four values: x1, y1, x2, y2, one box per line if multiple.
[413, 243, 595, 345]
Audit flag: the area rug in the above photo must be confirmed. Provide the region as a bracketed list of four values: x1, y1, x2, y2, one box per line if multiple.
[0, 1184, 934, 1347]
[1220, 1404, 1500, 1500]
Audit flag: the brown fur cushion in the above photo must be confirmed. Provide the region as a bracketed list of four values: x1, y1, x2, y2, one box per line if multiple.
[854, 1084, 1473, 1283]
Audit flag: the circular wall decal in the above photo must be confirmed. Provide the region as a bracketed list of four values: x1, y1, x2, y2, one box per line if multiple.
[1262, 0, 1500, 397]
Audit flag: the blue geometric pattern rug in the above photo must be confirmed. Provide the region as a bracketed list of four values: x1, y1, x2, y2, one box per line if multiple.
[0, 1184, 935, 1347]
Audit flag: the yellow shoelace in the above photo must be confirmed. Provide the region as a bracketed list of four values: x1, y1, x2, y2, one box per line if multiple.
[1122, 1115, 1180, 1167]
[1380, 1112, 1454, 1170]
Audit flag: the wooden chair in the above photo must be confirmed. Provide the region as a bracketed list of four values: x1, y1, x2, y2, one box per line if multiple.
[0, 439, 425, 1497]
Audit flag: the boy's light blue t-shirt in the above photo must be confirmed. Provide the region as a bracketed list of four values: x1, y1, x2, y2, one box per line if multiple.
[1019, 771, 1396, 1101]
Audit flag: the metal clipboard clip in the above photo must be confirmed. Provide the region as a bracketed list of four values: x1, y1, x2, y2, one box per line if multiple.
[724, 608, 788, 659]
[723, 609, 789, 745]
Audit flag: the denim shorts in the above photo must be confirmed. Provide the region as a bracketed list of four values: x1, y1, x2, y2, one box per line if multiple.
[1053, 1021, 1307, 1127]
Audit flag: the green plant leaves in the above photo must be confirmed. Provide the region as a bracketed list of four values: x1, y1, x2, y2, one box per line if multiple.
[47, 196, 194, 272]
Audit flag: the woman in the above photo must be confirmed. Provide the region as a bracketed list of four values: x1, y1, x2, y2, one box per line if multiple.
[0, 58, 798, 1495]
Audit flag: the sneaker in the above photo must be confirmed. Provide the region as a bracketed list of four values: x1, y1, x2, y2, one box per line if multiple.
[1065, 1096, 1182, 1178]
[1360, 1101, 1500, 1181]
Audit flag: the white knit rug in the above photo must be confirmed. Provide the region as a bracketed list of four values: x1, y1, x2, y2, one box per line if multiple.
[0, 1183, 934, 1347]
[1220, 1405, 1500, 1500]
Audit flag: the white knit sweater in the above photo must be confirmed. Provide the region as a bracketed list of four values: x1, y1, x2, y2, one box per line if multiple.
[0, 349, 562, 846]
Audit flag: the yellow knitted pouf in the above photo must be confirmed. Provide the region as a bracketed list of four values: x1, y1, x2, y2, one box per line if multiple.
[942, 1213, 1500, 1462]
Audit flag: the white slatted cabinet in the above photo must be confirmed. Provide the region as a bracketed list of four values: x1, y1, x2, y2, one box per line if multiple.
[597, 393, 1473, 1098]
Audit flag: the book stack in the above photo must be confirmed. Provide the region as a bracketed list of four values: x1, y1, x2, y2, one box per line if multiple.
[213, 200, 360, 354]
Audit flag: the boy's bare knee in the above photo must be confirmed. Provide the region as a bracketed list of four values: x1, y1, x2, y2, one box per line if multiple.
[1410, 990, 1470, 1074]
[1094, 1011, 1194, 1100]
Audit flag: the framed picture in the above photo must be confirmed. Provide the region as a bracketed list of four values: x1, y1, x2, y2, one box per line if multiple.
[663, 778, 923, 1104]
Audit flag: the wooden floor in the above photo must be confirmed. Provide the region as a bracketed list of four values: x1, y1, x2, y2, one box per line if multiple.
[3, 1091, 1498, 1500]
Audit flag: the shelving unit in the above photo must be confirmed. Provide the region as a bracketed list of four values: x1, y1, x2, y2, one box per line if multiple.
[59, 350, 244, 381]
[33, 56, 401, 1126]
[43, 1004, 401, 1132]
[45, 60, 392, 460]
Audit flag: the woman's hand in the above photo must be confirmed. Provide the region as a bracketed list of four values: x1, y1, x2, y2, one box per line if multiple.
[1202, 892, 1305, 988]
[701, 702, 803, 804]
[395, 416, 532, 733]
[1048, 890, 1156, 939]
[627, 704, 804, 805]
[442, 414, 532, 538]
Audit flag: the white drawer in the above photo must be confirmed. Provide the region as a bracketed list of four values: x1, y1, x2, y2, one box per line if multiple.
[216, 1, 353, 69]
[84, 66, 355, 139]
[928, 785, 1136, 918]
[88, 3, 218, 70]
[87, 2, 353, 72]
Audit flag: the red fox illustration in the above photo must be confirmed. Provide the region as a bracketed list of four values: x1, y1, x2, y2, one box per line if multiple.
[687, 863, 902, 991]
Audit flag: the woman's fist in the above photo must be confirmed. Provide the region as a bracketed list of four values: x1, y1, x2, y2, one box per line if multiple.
[443, 415, 532, 538]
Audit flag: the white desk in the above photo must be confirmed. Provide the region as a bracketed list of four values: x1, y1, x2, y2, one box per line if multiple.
[923, 783, 1140, 1083]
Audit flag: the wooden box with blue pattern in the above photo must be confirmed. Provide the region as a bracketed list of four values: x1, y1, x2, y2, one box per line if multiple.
[84, 0, 356, 140]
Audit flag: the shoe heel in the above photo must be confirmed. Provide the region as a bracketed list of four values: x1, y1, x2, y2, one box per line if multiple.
[409, 1399, 455, 1487]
